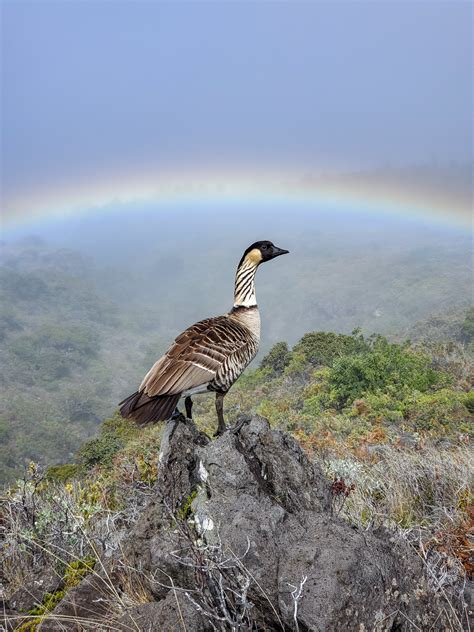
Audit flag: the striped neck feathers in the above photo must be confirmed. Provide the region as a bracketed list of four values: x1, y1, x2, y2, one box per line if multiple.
[233, 249, 262, 308]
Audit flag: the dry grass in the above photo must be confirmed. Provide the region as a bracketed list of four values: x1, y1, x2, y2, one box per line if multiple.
[1, 437, 472, 631]
[323, 444, 473, 630]
[324, 446, 473, 528]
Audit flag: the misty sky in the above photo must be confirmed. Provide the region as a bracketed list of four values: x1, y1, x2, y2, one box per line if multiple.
[1, 0, 472, 218]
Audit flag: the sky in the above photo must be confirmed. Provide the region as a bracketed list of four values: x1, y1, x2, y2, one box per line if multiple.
[1, 1, 472, 229]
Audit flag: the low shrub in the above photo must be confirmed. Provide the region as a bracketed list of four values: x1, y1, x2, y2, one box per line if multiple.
[45, 463, 79, 483]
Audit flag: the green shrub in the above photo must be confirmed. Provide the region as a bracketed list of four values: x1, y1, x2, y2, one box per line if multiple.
[64, 555, 96, 589]
[402, 389, 473, 435]
[78, 433, 124, 469]
[45, 463, 80, 483]
[460, 306, 474, 343]
[328, 336, 442, 408]
[283, 351, 308, 377]
[260, 342, 292, 376]
[237, 367, 272, 390]
[463, 391, 474, 414]
[293, 330, 367, 367]
[355, 391, 404, 424]
[77, 414, 139, 469]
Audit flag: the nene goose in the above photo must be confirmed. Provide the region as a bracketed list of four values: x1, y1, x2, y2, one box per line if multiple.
[119, 241, 289, 435]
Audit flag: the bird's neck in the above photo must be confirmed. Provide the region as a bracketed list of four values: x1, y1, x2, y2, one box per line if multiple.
[233, 259, 259, 308]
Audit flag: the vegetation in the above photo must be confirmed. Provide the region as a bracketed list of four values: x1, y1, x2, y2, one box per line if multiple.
[293, 330, 367, 367]
[12, 555, 96, 632]
[0, 317, 472, 628]
[0, 239, 472, 625]
[193, 329, 471, 442]
[460, 306, 474, 344]
[0, 236, 471, 485]
[259, 341, 291, 376]
[0, 241, 171, 485]
[11, 324, 100, 383]
[327, 335, 443, 408]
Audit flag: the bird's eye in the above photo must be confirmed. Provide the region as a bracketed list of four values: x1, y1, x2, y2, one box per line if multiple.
[262, 244, 268, 250]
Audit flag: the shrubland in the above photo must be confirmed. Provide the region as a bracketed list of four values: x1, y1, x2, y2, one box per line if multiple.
[1, 322, 472, 625]
[0, 242, 171, 485]
[0, 235, 471, 486]
[0, 238, 472, 628]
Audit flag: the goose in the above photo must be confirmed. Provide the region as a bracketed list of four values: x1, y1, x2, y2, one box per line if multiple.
[119, 241, 289, 435]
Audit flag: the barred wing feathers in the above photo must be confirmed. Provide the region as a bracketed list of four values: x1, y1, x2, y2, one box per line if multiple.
[142, 317, 226, 396]
[119, 315, 254, 423]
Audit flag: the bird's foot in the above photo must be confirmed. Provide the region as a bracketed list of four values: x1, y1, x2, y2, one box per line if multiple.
[183, 416, 197, 429]
[171, 409, 197, 430]
[171, 409, 186, 422]
[213, 415, 251, 437]
[230, 415, 251, 434]
[169, 410, 209, 444]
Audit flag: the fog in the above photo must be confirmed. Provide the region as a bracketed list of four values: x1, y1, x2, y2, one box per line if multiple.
[5, 201, 471, 345]
[2, 2, 472, 219]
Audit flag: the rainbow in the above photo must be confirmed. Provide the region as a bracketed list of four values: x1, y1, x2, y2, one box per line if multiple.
[2, 167, 472, 231]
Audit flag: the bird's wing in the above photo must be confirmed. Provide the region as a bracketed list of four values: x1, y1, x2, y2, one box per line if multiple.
[139, 316, 245, 396]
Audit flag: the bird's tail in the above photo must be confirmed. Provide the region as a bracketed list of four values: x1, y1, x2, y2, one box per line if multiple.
[119, 390, 181, 424]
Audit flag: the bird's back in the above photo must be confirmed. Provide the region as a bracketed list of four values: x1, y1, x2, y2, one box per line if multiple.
[142, 309, 259, 394]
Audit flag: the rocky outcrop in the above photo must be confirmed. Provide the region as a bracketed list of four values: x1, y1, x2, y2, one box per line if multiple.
[114, 415, 452, 631]
[8, 415, 462, 631]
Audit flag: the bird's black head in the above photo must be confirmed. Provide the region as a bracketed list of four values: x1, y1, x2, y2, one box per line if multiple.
[239, 241, 289, 267]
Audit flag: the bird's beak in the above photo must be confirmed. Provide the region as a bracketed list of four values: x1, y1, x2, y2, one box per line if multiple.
[271, 246, 289, 259]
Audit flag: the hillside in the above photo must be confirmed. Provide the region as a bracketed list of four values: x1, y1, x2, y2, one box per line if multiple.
[401, 305, 474, 344]
[1, 323, 472, 629]
[0, 241, 171, 484]
[0, 234, 472, 485]
[4, 417, 469, 631]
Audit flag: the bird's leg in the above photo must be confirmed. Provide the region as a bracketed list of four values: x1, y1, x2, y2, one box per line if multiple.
[185, 396, 193, 420]
[171, 407, 184, 421]
[214, 392, 227, 436]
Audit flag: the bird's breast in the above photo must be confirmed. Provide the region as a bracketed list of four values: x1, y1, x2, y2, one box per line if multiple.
[229, 306, 261, 341]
